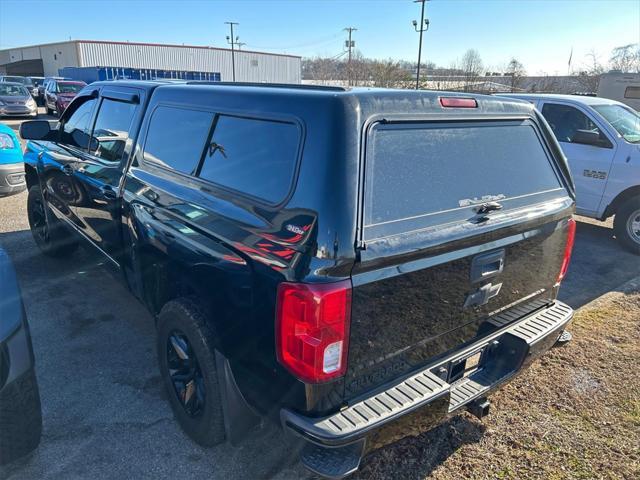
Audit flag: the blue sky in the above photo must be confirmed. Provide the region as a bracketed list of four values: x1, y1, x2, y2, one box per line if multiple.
[0, 0, 638, 74]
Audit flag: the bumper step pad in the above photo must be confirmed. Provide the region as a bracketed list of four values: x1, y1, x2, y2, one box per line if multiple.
[300, 440, 365, 479]
[283, 301, 573, 479]
[449, 300, 574, 411]
[294, 370, 448, 443]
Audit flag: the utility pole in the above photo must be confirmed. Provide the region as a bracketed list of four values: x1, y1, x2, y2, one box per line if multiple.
[225, 21, 239, 81]
[412, 0, 430, 90]
[344, 27, 357, 86]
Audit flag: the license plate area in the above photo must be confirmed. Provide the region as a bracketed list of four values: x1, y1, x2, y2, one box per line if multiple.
[448, 348, 485, 383]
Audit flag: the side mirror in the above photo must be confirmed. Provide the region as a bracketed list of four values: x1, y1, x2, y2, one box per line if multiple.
[20, 120, 56, 141]
[571, 129, 610, 148]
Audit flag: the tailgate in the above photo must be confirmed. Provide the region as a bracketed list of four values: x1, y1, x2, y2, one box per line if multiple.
[346, 118, 574, 399]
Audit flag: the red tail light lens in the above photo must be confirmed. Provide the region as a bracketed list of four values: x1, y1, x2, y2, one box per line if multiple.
[556, 218, 576, 284]
[276, 280, 352, 383]
[440, 97, 478, 108]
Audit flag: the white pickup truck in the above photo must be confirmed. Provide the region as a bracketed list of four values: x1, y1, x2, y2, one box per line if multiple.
[502, 93, 640, 254]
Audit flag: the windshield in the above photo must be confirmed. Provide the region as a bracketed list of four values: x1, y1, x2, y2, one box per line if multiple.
[593, 104, 640, 143]
[4, 76, 32, 86]
[57, 83, 85, 94]
[0, 84, 29, 96]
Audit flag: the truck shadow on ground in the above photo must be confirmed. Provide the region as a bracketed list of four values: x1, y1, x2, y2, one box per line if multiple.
[558, 219, 640, 309]
[355, 414, 485, 480]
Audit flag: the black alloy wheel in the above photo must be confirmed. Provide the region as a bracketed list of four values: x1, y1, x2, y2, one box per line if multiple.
[166, 330, 206, 418]
[29, 191, 50, 247]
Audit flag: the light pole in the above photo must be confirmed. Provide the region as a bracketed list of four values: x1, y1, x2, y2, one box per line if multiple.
[225, 21, 239, 81]
[412, 0, 430, 90]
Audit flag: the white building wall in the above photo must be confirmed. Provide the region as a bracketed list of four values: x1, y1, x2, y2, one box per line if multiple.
[0, 41, 80, 76]
[77, 41, 300, 83]
[39, 42, 80, 76]
[0, 41, 301, 83]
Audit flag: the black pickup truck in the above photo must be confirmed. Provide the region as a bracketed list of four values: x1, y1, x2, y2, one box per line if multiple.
[20, 82, 576, 478]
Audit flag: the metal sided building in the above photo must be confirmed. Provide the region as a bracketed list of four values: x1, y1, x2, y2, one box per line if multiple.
[0, 40, 302, 83]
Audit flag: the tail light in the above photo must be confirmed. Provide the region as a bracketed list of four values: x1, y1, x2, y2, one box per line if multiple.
[440, 97, 478, 108]
[556, 218, 576, 284]
[276, 280, 352, 383]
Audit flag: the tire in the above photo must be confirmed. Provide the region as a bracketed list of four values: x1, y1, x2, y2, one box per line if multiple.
[157, 297, 226, 447]
[613, 196, 640, 255]
[0, 369, 43, 465]
[27, 185, 78, 258]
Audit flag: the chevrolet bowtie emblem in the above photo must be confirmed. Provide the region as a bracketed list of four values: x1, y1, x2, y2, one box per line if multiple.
[463, 282, 503, 309]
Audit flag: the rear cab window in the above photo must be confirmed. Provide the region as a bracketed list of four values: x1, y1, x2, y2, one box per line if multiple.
[363, 120, 567, 240]
[142, 105, 301, 204]
[198, 115, 300, 204]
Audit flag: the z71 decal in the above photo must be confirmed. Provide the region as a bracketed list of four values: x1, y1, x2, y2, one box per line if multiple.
[583, 169, 607, 180]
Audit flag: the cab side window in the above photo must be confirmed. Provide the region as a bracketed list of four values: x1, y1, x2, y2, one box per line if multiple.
[60, 98, 98, 150]
[143, 106, 214, 174]
[89, 98, 138, 163]
[541, 103, 601, 143]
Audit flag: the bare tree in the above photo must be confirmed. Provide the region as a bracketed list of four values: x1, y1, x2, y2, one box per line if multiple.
[369, 59, 410, 88]
[460, 49, 484, 91]
[349, 51, 370, 86]
[303, 56, 339, 84]
[530, 75, 559, 93]
[609, 43, 640, 73]
[505, 58, 526, 92]
[573, 49, 604, 92]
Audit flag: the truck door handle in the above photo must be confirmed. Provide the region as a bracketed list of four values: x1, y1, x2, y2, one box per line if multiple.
[100, 185, 117, 200]
[61, 165, 73, 175]
[470, 249, 505, 283]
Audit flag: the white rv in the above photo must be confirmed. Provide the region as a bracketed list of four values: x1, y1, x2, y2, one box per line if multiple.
[597, 72, 640, 111]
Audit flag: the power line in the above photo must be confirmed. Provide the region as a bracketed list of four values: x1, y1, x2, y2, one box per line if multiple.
[244, 31, 344, 52]
[331, 50, 348, 60]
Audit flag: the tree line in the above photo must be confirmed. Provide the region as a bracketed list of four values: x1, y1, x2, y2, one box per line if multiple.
[302, 43, 639, 93]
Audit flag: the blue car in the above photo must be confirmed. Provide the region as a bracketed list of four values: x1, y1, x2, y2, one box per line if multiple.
[0, 123, 26, 196]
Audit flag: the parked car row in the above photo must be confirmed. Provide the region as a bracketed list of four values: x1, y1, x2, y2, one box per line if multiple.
[0, 75, 85, 117]
[0, 75, 38, 98]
